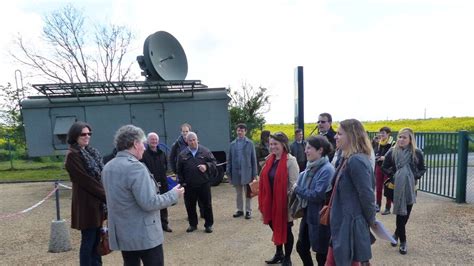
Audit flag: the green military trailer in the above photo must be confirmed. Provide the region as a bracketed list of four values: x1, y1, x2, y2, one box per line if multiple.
[20, 80, 230, 185]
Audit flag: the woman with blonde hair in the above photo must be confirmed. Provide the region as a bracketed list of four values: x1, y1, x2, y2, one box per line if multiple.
[259, 132, 299, 266]
[326, 119, 376, 266]
[382, 128, 426, 255]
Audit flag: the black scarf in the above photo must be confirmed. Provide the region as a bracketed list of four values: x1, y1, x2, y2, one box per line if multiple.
[74, 144, 103, 181]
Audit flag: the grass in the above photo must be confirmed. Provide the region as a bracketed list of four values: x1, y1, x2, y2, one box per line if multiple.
[0, 160, 68, 182]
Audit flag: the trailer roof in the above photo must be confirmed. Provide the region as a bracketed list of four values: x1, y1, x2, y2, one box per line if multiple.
[31, 80, 207, 102]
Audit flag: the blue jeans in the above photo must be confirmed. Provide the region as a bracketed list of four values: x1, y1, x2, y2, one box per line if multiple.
[80, 227, 102, 266]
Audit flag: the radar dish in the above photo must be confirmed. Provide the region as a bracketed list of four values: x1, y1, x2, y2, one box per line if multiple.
[139, 31, 188, 81]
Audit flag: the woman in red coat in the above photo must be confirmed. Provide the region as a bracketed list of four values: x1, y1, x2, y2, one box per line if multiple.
[65, 121, 106, 266]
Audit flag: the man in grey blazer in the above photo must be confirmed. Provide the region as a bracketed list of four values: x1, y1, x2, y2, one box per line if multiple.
[226, 123, 258, 219]
[102, 125, 184, 266]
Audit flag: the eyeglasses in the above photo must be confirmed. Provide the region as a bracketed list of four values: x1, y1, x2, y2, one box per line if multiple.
[80, 132, 92, 137]
[317, 121, 328, 124]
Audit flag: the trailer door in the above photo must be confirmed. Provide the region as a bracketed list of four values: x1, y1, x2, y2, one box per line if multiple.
[131, 103, 167, 146]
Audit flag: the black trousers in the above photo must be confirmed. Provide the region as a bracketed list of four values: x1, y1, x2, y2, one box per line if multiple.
[184, 182, 214, 228]
[296, 220, 327, 266]
[395, 204, 413, 243]
[121, 244, 164, 266]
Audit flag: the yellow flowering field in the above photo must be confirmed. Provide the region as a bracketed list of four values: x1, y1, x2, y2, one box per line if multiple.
[252, 117, 474, 142]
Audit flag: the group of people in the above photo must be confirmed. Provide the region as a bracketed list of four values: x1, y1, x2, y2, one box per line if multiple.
[251, 113, 426, 266]
[64, 110, 426, 266]
[64, 121, 217, 265]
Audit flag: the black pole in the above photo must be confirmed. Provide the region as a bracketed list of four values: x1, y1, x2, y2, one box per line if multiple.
[55, 181, 61, 220]
[294, 66, 305, 136]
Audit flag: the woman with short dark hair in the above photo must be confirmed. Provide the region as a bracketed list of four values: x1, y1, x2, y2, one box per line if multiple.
[294, 136, 335, 266]
[259, 132, 299, 266]
[374, 126, 395, 215]
[65, 121, 106, 266]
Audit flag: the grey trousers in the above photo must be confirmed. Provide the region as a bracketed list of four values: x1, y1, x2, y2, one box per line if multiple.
[234, 184, 252, 213]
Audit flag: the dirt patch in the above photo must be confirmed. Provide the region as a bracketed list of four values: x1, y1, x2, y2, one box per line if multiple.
[1, 182, 473, 265]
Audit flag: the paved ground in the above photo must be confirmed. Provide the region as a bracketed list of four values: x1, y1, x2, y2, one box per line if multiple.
[1, 181, 473, 265]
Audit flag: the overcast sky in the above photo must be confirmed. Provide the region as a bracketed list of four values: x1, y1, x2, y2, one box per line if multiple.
[1, 0, 473, 123]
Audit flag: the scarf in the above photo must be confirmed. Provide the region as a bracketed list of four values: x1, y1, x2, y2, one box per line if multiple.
[74, 144, 103, 182]
[379, 136, 394, 146]
[392, 148, 416, 215]
[258, 152, 289, 245]
[296, 156, 329, 208]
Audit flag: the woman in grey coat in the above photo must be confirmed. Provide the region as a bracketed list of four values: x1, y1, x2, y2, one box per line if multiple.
[382, 127, 426, 255]
[327, 119, 376, 266]
[102, 125, 184, 266]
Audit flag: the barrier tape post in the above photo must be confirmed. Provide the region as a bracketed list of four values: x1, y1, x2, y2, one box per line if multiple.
[49, 180, 72, 253]
[55, 181, 61, 221]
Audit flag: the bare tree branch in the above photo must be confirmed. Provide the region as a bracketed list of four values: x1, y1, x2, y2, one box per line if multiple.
[11, 4, 135, 84]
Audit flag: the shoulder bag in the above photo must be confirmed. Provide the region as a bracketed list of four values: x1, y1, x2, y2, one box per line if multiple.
[319, 159, 347, 226]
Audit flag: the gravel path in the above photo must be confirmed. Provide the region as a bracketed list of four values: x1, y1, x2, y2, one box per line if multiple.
[1, 182, 473, 265]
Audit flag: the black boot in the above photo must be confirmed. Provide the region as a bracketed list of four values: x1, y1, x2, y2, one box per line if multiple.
[265, 252, 284, 264]
[282, 256, 292, 266]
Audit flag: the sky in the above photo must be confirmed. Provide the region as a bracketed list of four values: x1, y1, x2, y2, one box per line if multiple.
[1, 0, 473, 124]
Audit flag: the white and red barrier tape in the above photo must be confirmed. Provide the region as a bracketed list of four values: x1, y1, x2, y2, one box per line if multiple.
[58, 183, 72, 190]
[0, 182, 72, 220]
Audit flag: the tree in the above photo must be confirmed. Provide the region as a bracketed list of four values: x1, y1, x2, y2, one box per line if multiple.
[228, 84, 270, 139]
[11, 4, 135, 83]
[0, 83, 26, 147]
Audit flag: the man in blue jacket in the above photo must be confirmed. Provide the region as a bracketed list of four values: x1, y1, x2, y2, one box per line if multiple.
[226, 123, 258, 219]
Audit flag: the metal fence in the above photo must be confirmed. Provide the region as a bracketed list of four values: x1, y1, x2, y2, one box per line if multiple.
[369, 131, 472, 203]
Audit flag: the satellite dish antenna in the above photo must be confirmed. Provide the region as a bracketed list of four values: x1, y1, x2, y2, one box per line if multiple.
[137, 31, 188, 81]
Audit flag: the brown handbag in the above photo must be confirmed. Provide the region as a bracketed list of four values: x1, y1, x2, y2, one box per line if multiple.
[319, 160, 347, 226]
[97, 221, 112, 256]
[246, 179, 259, 198]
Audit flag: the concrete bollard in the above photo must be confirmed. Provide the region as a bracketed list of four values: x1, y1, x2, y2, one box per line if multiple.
[48, 219, 72, 253]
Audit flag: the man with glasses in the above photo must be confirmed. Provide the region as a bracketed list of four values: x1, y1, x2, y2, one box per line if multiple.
[317, 113, 337, 161]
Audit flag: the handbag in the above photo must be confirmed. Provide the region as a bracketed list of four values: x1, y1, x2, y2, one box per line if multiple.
[97, 221, 112, 256]
[288, 191, 304, 219]
[246, 179, 259, 198]
[319, 160, 347, 226]
[383, 178, 395, 200]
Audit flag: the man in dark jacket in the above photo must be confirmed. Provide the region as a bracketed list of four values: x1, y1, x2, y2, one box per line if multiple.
[169, 123, 205, 218]
[141, 132, 173, 232]
[177, 132, 217, 233]
[290, 128, 307, 172]
[318, 112, 337, 161]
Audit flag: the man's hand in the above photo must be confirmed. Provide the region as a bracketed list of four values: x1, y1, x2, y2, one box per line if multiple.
[197, 164, 207, 173]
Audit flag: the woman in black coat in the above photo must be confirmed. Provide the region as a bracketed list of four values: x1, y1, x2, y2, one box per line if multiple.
[382, 127, 426, 255]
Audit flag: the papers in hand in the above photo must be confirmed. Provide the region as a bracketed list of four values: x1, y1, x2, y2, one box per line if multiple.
[370, 220, 397, 245]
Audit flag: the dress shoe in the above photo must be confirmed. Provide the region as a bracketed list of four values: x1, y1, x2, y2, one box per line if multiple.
[282, 257, 292, 266]
[233, 211, 244, 218]
[245, 212, 251, 219]
[399, 242, 407, 255]
[264, 253, 284, 264]
[391, 234, 398, 247]
[186, 226, 197, 233]
[205, 226, 213, 233]
[162, 226, 173, 233]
